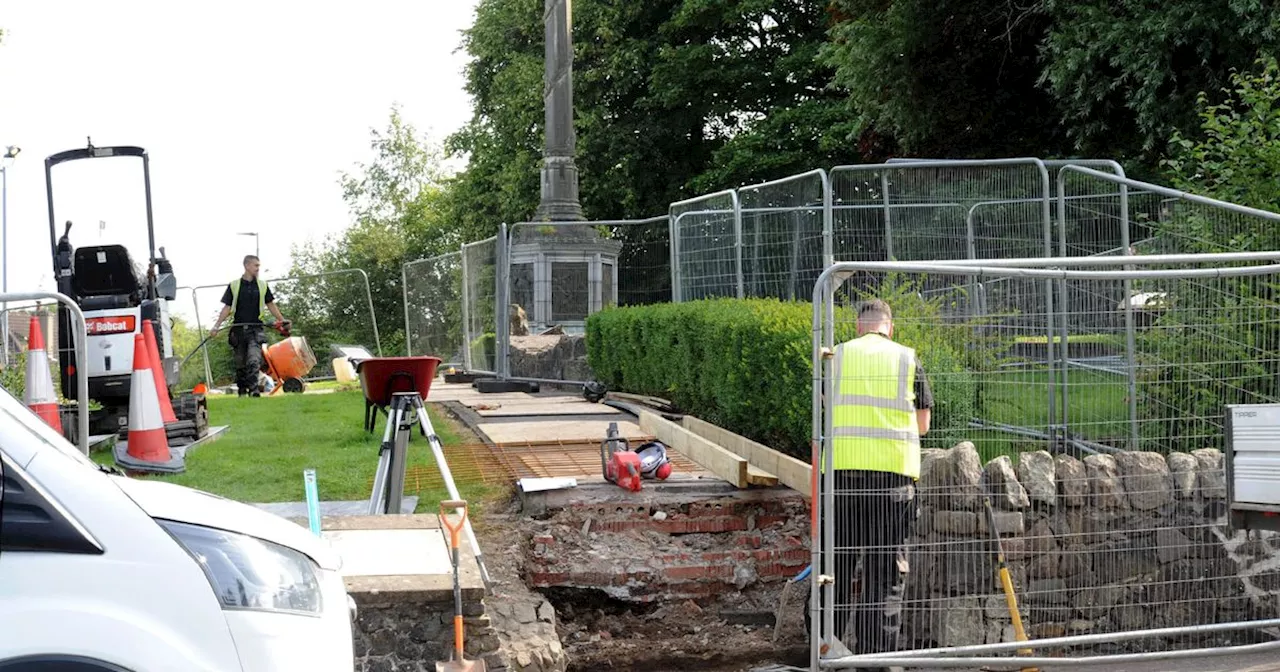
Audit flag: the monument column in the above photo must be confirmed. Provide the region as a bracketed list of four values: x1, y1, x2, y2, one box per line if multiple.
[533, 0, 585, 222]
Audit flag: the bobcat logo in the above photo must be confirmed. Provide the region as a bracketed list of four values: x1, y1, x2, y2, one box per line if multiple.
[510, 303, 530, 336]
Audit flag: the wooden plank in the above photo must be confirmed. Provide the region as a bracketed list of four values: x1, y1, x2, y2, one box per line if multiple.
[681, 416, 811, 498]
[638, 411, 749, 488]
[746, 464, 779, 487]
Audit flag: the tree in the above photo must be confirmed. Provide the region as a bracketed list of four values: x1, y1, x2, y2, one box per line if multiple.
[286, 106, 457, 361]
[446, 0, 853, 234]
[820, 0, 1069, 160]
[1136, 57, 1280, 451]
[1039, 0, 1280, 163]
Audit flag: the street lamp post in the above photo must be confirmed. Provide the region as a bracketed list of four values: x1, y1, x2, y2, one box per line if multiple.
[237, 231, 259, 259]
[1, 145, 20, 368]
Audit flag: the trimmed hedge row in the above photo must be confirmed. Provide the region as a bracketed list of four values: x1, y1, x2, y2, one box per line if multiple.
[585, 277, 987, 459]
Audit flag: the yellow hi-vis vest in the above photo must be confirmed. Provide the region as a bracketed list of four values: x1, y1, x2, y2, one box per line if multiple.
[229, 278, 268, 322]
[829, 333, 921, 478]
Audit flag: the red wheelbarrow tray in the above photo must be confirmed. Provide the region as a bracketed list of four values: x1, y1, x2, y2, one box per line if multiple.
[356, 356, 443, 406]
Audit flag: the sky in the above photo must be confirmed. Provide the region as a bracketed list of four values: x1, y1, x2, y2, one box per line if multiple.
[0, 0, 480, 324]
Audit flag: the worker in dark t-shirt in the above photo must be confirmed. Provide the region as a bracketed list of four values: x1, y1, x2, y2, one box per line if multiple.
[209, 255, 288, 397]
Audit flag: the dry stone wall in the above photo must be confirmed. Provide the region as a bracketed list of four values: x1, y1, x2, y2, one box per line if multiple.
[884, 442, 1280, 651]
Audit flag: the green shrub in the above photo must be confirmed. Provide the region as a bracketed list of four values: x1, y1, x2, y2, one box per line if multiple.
[470, 332, 496, 371]
[587, 274, 992, 459]
[0, 352, 27, 401]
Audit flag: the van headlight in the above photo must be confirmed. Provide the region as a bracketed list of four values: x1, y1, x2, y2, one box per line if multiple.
[158, 519, 323, 616]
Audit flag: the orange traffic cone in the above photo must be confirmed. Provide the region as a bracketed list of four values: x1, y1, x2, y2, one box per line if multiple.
[24, 314, 64, 434]
[115, 333, 184, 473]
[140, 319, 178, 424]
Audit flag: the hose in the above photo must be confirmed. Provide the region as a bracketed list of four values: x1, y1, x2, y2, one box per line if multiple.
[177, 320, 291, 373]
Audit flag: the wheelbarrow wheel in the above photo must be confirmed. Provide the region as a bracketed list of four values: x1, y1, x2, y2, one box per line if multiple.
[283, 377, 306, 393]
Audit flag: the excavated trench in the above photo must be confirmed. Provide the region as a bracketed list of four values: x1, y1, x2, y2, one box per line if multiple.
[514, 481, 812, 671]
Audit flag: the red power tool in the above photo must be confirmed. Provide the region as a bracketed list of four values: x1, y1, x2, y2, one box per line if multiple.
[600, 422, 643, 492]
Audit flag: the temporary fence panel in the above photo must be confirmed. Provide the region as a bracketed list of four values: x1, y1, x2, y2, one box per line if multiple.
[461, 236, 501, 375]
[500, 218, 669, 386]
[190, 268, 380, 387]
[670, 189, 742, 302]
[403, 251, 466, 366]
[0, 292, 90, 455]
[737, 170, 833, 301]
[809, 255, 1280, 670]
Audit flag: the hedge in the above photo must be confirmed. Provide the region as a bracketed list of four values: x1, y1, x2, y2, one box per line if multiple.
[586, 275, 993, 459]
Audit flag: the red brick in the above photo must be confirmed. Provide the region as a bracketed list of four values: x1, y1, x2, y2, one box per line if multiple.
[526, 571, 570, 586]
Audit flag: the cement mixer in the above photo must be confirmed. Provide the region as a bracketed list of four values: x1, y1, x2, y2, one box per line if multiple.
[262, 335, 317, 394]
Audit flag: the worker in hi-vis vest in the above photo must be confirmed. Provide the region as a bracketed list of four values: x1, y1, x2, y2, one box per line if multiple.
[818, 298, 933, 665]
[209, 255, 288, 397]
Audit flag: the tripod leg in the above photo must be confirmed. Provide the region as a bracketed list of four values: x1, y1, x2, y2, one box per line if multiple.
[386, 397, 411, 515]
[366, 400, 400, 515]
[415, 403, 494, 590]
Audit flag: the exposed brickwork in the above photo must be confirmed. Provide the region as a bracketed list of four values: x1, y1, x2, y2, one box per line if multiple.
[523, 488, 810, 602]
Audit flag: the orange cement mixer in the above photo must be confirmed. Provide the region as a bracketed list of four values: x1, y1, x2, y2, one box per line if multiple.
[262, 336, 317, 394]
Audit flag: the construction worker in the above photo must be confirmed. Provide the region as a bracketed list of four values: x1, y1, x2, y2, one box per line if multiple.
[208, 255, 287, 397]
[819, 298, 932, 669]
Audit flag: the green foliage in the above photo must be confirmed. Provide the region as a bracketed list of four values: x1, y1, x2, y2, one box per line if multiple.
[1163, 56, 1280, 229]
[822, 0, 1066, 159]
[288, 106, 458, 360]
[0, 352, 26, 401]
[447, 0, 851, 235]
[1040, 0, 1280, 161]
[1135, 57, 1280, 451]
[586, 276, 992, 458]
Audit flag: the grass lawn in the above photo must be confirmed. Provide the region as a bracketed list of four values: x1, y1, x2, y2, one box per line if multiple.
[927, 366, 1132, 461]
[92, 389, 510, 515]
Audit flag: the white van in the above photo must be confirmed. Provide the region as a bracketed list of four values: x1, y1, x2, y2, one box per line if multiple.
[0, 388, 356, 671]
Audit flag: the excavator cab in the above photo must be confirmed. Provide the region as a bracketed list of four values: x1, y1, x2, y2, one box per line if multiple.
[46, 140, 200, 442]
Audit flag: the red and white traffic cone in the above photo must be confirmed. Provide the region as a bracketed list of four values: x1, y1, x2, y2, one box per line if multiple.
[141, 319, 178, 424]
[117, 333, 183, 472]
[24, 314, 64, 434]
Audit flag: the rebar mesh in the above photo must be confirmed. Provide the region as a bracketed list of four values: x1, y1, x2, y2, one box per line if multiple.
[671, 190, 740, 301]
[461, 236, 500, 374]
[403, 251, 465, 365]
[502, 218, 669, 383]
[737, 170, 831, 301]
[813, 259, 1280, 664]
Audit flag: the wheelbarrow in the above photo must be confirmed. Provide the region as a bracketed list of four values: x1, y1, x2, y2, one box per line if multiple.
[355, 356, 442, 433]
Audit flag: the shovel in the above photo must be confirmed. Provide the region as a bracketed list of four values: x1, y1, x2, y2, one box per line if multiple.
[438, 499, 487, 672]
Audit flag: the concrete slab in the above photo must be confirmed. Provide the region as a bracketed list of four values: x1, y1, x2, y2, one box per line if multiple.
[324, 528, 453, 576]
[251, 497, 419, 519]
[320, 514, 485, 601]
[477, 418, 647, 443]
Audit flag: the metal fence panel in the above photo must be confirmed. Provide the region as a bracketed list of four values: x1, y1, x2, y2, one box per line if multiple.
[670, 189, 742, 301]
[831, 159, 1053, 264]
[736, 170, 832, 301]
[403, 251, 465, 365]
[501, 218, 669, 385]
[810, 255, 1280, 670]
[190, 268, 380, 387]
[461, 236, 500, 375]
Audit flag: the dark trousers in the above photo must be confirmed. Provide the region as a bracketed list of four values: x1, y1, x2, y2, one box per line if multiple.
[229, 326, 265, 396]
[814, 469, 917, 655]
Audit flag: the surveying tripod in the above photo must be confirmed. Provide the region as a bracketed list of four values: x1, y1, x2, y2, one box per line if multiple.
[365, 391, 492, 589]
